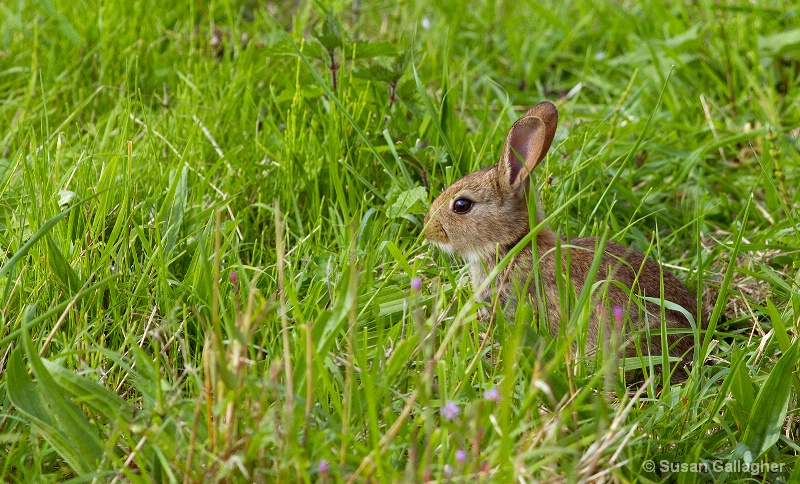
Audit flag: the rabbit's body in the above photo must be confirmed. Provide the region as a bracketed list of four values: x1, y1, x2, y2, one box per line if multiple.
[424, 101, 698, 377]
[468, 234, 696, 360]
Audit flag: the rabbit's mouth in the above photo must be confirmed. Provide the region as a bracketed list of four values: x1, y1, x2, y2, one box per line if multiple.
[424, 217, 450, 246]
[427, 228, 458, 256]
[427, 235, 453, 254]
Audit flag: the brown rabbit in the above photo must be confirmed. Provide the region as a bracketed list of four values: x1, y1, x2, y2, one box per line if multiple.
[424, 101, 699, 379]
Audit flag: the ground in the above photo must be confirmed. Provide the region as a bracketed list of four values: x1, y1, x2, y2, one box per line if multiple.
[0, 0, 799, 482]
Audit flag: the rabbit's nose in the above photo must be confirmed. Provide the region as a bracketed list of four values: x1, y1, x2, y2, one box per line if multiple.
[424, 220, 435, 241]
[425, 221, 447, 244]
[423, 214, 438, 242]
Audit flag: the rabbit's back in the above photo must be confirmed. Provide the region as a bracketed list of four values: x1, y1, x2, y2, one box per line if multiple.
[484, 236, 698, 360]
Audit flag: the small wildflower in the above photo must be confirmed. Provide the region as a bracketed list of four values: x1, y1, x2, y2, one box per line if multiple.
[441, 401, 460, 421]
[483, 387, 500, 402]
[443, 464, 453, 477]
[455, 448, 467, 463]
[411, 277, 422, 292]
[597, 302, 605, 315]
[230, 271, 238, 285]
[612, 305, 624, 325]
[421, 17, 431, 29]
[318, 459, 330, 474]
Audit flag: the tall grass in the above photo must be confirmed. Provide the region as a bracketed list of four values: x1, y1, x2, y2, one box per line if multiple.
[1, 0, 799, 481]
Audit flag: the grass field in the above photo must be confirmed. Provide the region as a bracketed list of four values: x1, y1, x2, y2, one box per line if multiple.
[1, 0, 800, 481]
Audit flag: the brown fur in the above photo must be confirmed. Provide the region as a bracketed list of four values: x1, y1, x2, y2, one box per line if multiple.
[424, 101, 700, 380]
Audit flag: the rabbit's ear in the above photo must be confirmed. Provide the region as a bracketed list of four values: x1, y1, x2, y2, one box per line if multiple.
[499, 111, 555, 189]
[524, 101, 558, 150]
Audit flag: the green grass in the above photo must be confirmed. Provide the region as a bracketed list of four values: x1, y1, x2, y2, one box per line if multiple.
[1, 0, 799, 481]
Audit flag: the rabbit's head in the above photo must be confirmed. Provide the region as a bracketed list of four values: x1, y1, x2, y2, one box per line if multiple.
[424, 101, 559, 260]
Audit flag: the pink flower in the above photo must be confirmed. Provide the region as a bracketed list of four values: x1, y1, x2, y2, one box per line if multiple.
[441, 401, 460, 421]
[612, 305, 624, 326]
[483, 387, 500, 402]
[455, 449, 467, 463]
[230, 271, 238, 285]
[411, 277, 422, 292]
[318, 459, 330, 474]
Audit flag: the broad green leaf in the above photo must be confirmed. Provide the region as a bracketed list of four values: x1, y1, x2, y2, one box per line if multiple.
[353, 62, 400, 83]
[0, 207, 73, 279]
[385, 334, 419, 381]
[7, 348, 53, 427]
[0, 274, 119, 348]
[759, 29, 800, 57]
[766, 299, 792, 353]
[184, 217, 213, 309]
[742, 339, 800, 458]
[7, 347, 92, 473]
[20, 318, 105, 471]
[386, 187, 427, 219]
[94, 155, 118, 221]
[129, 344, 161, 409]
[6, 308, 105, 474]
[46, 235, 82, 294]
[788, 457, 800, 484]
[316, 10, 344, 51]
[42, 358, 133, 422]
[57, 189, 77, 208]
[726, 344, 756, 431]
[350, 40, 399, 59]
[264, 37, 325, 59]
[161, 164, 188, 259]
[312, 263, 356, 357]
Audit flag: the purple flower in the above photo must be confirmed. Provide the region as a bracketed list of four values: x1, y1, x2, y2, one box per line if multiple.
[612, 305, 624, 325]
[441, 401, 460, 421]
[318, 459, 330, 474]
[443, 464, 453, 477]
[483, 387, 500, 402]
[455, 449, 467, 463]
[411, 277, 422, 292]
[230, 271, 238, 285]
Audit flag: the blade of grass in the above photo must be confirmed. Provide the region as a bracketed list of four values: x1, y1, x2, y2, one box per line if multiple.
[742, 339, 800, 459]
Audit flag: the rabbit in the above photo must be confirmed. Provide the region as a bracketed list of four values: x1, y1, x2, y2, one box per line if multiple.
[423, 101, 699, 380]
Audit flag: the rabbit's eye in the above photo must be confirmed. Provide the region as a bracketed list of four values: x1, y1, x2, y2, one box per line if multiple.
[452, 198, 473, 214]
